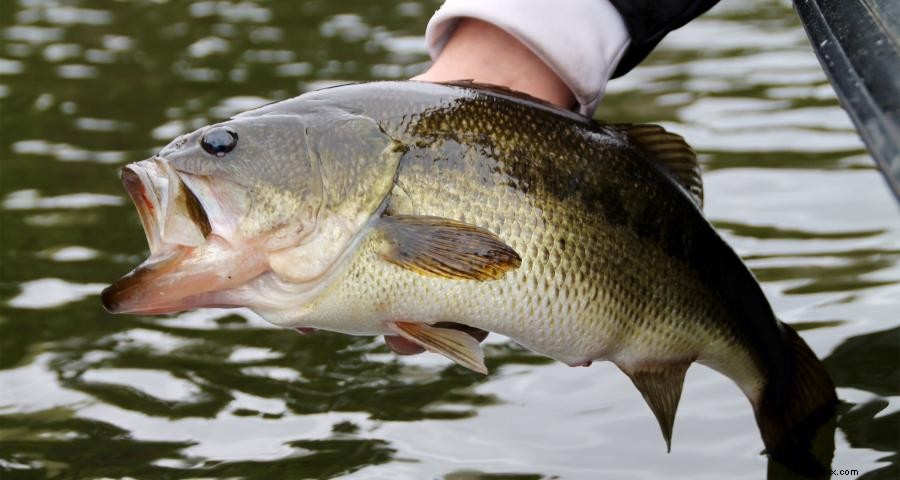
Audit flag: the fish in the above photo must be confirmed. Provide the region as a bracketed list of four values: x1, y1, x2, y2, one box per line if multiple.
[102, 81, 837, 461]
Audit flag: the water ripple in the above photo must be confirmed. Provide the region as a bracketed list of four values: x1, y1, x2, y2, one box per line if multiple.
[3, 190, 124, 209]
[0, 0, 897, 478]
[8, 278, 106, 309]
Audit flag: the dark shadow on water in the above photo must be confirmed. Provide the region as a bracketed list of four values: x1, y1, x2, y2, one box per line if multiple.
[838, 400, 900, 480]
[824, 327, 900, 397]
[0, 411, 193, 479]
[200, 438, 395, 480]
[823, 327, 900, 479]
[766, 325, 900, 478]
[713, 222, 885, 241]
[0, 405, 394, 480]
[765, 326, 900, 479]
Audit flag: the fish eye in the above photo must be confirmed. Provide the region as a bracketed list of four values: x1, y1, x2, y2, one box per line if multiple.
[200, 126, 238, 157]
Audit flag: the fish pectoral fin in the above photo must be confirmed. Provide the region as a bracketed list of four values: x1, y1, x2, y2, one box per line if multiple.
[374, 215, 521, 281]
[618, 361, 691, 453]
[386, 321, 488, 374]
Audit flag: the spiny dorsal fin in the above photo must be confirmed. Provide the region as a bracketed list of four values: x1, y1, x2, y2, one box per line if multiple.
[387, 321, 488, 374]
[375, 215, 521, 281]
[618, 361, 691, 452]
[618, 124, 703, 208]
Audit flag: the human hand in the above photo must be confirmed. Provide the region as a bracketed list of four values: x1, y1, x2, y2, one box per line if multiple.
[411, 18, 575, 109]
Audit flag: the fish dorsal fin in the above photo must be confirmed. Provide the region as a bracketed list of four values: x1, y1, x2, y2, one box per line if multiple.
[618, 361, 691, 452]
[375, 215, 521, 281]
[387, 321, 488, 374]
[617, 124, 703, 208]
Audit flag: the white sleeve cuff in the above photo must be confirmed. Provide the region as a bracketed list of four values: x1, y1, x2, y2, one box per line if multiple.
[425, 0, 631, 116]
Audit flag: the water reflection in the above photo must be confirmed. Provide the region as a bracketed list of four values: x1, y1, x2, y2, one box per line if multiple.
[826, 327, 900, 397]
[1, 0, 898, 478]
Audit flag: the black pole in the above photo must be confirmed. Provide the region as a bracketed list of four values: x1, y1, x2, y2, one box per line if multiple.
[793, 0, 900, 201]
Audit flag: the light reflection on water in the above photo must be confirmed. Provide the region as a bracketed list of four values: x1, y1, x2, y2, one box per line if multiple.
[1, 0, 898, 479]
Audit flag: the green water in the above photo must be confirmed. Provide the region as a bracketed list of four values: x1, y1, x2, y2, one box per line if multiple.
[1, 0, 898, 478]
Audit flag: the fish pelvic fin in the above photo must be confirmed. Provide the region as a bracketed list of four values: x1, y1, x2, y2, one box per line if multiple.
[615, 123, 703, 208]
[387, 321, 488, 374]
[754, 324, 838, 464]
[618, 361, 691, 453]
[375, 215, 521, 281]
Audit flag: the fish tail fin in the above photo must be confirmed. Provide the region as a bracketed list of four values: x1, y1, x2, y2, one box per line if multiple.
[753, 323, 837, 463]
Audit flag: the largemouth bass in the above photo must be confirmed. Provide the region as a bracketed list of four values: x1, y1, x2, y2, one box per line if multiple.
[102, 81, 836, 461]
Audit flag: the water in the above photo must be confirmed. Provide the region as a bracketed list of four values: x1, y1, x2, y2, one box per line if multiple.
[1, 0, 898, 478]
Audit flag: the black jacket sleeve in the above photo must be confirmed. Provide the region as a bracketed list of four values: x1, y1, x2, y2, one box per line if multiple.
[607, 0, 720, 77]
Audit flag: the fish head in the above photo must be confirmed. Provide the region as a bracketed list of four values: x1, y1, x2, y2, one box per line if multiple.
[103, 106, 403, 319]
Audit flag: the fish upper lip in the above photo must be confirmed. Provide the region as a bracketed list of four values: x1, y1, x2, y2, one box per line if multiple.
[120, 161, 164, 254]
[121, 156, 212, 254]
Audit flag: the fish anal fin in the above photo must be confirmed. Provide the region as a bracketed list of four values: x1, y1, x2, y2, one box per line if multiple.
[375, 215, 521, 281]
[615, 124, 703, 208]
[619, 361, 691, 453]
[387, 321, 488, 374]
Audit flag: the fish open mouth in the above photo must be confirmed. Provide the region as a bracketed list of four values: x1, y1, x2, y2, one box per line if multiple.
[102, 158, 266, 315]
[119, 158, 211, 255]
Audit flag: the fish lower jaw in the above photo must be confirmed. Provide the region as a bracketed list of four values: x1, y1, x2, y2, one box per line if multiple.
[226, 271, 335, 326]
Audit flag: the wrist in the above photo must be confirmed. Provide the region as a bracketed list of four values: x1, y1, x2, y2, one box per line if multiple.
[412, 19, 575, 109]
